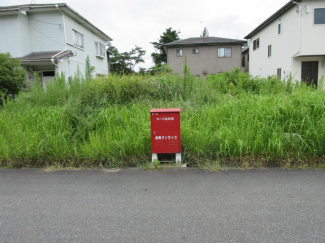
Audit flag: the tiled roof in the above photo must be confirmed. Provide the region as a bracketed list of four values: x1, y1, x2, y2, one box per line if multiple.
[164, 37, 246, 47]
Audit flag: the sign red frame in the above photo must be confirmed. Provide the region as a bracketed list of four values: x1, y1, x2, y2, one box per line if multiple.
[150, 108, 181, 153]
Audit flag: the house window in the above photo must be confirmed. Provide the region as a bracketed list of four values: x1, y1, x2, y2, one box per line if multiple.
[242, 56, 245, 67]
[278, 22, 283, 34]
[73, 30, 84, 49]
[268, 45, 272, 57]
[253, 38, 260, 50]
[277, 68, 281, 79]
[247, 54, 249, 62]
[176, 49, 183, 57]
[314, 8, 325, 24]
[95, 42, 106, 58]
[218, 47, 232, 58]
[192, 48, 199, 54]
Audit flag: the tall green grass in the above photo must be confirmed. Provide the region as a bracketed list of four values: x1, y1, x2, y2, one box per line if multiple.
[1, 69, 324, 168]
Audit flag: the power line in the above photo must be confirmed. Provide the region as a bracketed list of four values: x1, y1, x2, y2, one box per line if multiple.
[30, 26, 64, 46]
[30, 17, 62, 26]
[17, 18, 64, 46]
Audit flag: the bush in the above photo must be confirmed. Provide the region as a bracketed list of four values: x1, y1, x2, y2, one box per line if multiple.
[0, 53, 26, 104]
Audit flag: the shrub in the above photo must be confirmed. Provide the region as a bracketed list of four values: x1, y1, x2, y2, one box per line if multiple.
[0, 53, 26, 104]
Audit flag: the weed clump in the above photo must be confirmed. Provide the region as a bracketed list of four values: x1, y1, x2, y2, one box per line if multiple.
[0, 68, 324, 168]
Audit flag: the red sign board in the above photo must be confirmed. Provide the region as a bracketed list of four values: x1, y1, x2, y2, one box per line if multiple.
[150, 108, 181, 153]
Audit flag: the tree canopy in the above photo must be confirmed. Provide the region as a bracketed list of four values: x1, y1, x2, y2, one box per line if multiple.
[0, 53, 26, 102]
[151, 28, 180, 67]
[108, 45, 146, 74]
[201, 27, 209, 37]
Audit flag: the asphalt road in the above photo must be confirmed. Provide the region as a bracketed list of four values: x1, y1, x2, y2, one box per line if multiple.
[0, 168, 325, 243]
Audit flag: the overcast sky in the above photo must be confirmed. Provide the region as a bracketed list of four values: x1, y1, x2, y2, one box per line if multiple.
[1, 0, 290, 70]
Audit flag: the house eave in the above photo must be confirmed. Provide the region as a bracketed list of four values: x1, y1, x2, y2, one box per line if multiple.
[20, 60, 54, 66]
[58, 5, 113, 42]
[164, 42, 246, 48]
[294, 54, 325, 57]
[244, 0, 302, 39]
[0, 3, 113, 42]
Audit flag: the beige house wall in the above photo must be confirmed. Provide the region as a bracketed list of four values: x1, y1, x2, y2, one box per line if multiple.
[166, 45, 242, 76]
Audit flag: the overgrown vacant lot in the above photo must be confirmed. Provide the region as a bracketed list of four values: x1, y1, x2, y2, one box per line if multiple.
[1, 69, 325, 168]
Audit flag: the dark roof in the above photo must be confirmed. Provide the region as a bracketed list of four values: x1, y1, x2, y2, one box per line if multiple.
[0, 3, 112, 41]
[164, 37, 246, 47]
[20, 50, 73, 61]
[244, 0, 301, 39]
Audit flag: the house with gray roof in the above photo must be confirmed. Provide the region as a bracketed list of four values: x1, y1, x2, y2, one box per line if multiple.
[164, 37, 246, 77]
[0, 3, 112, 89]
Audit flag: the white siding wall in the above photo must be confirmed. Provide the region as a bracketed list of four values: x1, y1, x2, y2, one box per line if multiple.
[62, 14, 108, 78]
[17, 14, 32, 56]
[0, 15, 21, 57]
[56, 57, 85, 79]
[29, 11, 65, 52]
[249, 6, 300, 80]
[0, 9, 109, 80]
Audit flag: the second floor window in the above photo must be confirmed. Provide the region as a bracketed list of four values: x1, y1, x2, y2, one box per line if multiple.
[176, 49, 183, 57]
[253, 38, 259, 50]
[192, 48, 199, 54]
[96, 42, 106, 58]
[73, 30, 84, 49]
[268, 45, 272, 57]
[315, 8, 325, 24]
[278, 22, 283, 34]
[218, 47, 232, 58]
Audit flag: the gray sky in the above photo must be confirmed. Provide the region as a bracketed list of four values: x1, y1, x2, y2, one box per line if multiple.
[1, 0, 289, 70]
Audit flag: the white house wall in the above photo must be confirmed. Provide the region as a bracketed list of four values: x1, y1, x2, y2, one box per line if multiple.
[17, 14, 32, 57]
[292, 56, 325, 83]
[29, 11, 65, 52]
[249, 6, 300, 80]
[0, 15, 21, 57]
[300, 1, 325, 56]
[249, 0, 325, 86]
[56, 57, 85, 79]
[0, 6, 109, 80]
[63, 14, 108, 78]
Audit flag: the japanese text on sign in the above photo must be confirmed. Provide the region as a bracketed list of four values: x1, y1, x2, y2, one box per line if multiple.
[155, 136, 178, 140]
[156, 117, 174, 121]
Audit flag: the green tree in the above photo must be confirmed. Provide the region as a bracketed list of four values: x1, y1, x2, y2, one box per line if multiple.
[201, 27, 209, 37]
[0, 53, 26, 103]
[138, 67, 147, 75]
[151, 28, 180, 67]
[128, 46, 146, 71]
[108, 45, 146, 74]
[148, 64, 172, 75]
